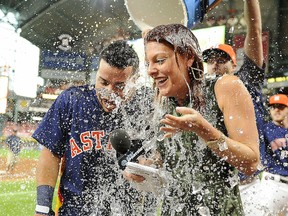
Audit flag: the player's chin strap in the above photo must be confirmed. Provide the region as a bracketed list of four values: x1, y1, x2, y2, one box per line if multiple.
[35, 185, 55, 215]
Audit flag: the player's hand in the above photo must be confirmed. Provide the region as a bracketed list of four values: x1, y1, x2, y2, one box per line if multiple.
[270, 138, 287, 152]
[137, 155, 154, 166]
[160, 107, 207, 134]
[142, 29, 151, 38]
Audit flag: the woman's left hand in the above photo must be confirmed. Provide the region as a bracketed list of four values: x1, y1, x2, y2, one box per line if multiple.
[160, 107, 207, 134]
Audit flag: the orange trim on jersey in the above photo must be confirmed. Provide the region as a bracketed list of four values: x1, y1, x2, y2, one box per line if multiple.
[55, 156, 66, 215]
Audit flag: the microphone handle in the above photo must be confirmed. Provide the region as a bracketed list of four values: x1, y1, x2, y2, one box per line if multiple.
[117, 138, 156, 170]
[117, 147, 146, 170]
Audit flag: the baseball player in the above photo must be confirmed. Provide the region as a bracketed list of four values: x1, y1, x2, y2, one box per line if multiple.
[33, 40, 156, 216]
[5, 128, 21, 173]
[260, 94, 288, 214]
[239, 94, 288, 215]
[202, 1, 269, 215]
[202, 0, 266, 146]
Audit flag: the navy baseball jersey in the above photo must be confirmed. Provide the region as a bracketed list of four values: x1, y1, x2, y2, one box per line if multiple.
[236, 54, 266, 180]
[236, 54, 266, 148]
[263, 122, 288, 176]
[5, 135, 21, 155]
[32, 85, 146, 215]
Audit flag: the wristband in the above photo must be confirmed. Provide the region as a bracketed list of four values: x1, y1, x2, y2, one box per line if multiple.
[36, 185, 54, 214]
[35, 205, 50, 214]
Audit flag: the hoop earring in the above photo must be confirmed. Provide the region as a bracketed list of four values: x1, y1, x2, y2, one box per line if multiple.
[190, 66, 204, 81]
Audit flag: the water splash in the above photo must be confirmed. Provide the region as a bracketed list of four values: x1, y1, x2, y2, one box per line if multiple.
[198, 206, 211, 216]
[228, 171, 239, 188]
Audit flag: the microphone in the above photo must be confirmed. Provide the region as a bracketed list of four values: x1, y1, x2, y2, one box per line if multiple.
[109, 129, 132, 154]
[109, 129, 145, 170]
[110, 129, 167, 195]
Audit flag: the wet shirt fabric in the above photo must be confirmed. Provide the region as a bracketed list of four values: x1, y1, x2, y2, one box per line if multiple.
[5, 135, 21, 155]
[157, 86, 244, 216]
[263, 122, 288, 177]
[32, 85, 149, 216]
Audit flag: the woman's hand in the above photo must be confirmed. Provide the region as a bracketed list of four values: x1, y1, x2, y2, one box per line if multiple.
[123, 169, 145, 183]
[160, 107, 207, 134]
[122, 156, 151, 183]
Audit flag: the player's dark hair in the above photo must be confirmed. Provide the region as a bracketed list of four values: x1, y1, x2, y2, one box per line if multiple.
[100, 40, 139, 73]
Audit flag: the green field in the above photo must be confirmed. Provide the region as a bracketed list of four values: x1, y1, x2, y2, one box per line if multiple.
[0, 149, 161, 215]
[0, 148, 40, 160]
[0, 180, 36, 216]
[0, 149, 40, 216]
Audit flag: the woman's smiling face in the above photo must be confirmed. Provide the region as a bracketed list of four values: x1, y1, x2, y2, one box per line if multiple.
[145, 41, 193, 102]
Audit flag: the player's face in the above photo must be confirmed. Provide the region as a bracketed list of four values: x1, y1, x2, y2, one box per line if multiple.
[95, 59, 134, 112]
[269, 104, 288, 124]
[206, 55, 235, 75]
[145, 41, 193, 104]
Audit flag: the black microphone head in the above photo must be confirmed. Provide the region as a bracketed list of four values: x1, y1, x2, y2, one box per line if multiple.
[109, 129, 131, 154]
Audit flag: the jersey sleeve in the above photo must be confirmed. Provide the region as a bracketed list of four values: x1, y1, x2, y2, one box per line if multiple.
[236, 54, 265, 88]
[263, 122, 288, 166]
[32, 90, 72, 157]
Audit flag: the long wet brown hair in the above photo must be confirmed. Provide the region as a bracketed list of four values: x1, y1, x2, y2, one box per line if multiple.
[144, 24, 205, 113]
